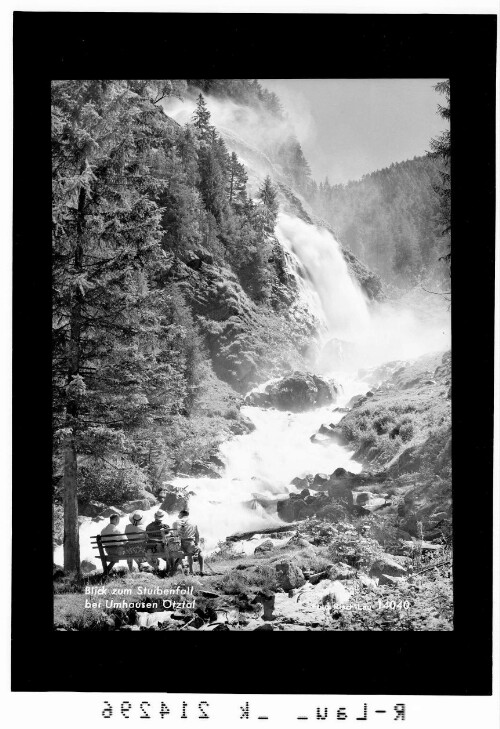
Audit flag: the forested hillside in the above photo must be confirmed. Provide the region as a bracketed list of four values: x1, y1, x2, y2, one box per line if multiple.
[307, 156, 450, 286]
[52, 80, 348, 566]
[52, 78, 447, 579]
[187, 80, 449, 288]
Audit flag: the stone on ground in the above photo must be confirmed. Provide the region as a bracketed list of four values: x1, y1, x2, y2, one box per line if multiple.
[369, 554, 407, 579]
[81, 559, 97, 573]
[275, 560, 306, 591]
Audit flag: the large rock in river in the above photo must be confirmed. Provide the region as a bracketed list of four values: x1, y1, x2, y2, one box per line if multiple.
[120, 498, 152, 513]
[246, 372, 339, 412]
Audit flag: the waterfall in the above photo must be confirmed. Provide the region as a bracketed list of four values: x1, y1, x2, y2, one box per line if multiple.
[277, 212, 371, 343]
[277, 212, 450, 372]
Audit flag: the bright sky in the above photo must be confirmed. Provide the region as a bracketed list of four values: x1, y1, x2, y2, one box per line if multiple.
[261, 79, 448, 185]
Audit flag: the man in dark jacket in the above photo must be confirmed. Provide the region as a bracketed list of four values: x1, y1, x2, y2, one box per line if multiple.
[145, 510, 170, 569]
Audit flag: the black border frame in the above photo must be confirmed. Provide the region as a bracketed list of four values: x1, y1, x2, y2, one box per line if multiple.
[12, 12, 495, 694]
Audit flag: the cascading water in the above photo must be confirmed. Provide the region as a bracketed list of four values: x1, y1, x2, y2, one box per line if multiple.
[53, 210, 450, 569]
[277, 212, 450, 372]
[53, 378, 366, 567]
[277, 213, 371, 343]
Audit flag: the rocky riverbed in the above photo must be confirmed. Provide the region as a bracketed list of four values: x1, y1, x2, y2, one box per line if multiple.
[54, 351, 452, 631]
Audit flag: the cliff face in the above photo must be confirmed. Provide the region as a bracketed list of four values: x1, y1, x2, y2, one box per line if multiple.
[219, 129, 384, 303]
[172, 140, 383, 391]
[173, 250, 318, 392]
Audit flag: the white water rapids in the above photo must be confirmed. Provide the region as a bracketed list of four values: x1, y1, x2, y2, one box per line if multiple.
[54, 212, 450, 569]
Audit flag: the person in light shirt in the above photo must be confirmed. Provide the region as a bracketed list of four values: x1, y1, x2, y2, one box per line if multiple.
[100, 514, 123, 572]
[172, 508, 205, 576]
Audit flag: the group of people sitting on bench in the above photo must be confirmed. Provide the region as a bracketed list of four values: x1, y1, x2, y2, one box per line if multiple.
[100, 507, 205, 576]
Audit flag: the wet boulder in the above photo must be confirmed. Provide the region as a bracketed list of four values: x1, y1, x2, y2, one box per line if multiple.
[229, 414, 256, 435]
[209, 454, 226, 469]
[310, 474, 326, 490]
[318, 423, 335, 436]
[191, 460, 222, 478]
[332, 467, 350, 479]
[120, 498, 151, 514]
[245, 391, 269, 407]
[136, 488, 158, 507]
[277, 498, 298, 523]
[310, 432, 332, 445]
[347, 394, 368, 408]
[246, 372, 338, 412]
[290, 475, 312, 490]
[160, 485, 191, 514]
[312, 424, 346, 445]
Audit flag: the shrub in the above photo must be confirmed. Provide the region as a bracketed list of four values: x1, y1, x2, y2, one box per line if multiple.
[223, 406, 240, 420]
[376, 435, 401, 462]
[399, 421, 415, 443]
[53, 504, 64, 547]
[402, 404, 417, 414]
[340, 421, 358, 442]
[373, 413, 396, 435]
[164, 414, 227, 472]
[360, 429, 377, 448]
[78, 457, 149, 505]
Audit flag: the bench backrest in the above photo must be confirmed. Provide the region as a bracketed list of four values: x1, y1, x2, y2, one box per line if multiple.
[91, 530, 182, 560]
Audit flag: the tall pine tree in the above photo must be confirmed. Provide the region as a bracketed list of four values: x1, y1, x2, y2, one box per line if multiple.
[52, 80, 184, 573]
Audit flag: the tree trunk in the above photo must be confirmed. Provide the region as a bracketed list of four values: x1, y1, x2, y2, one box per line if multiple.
[63, 431, 80, 573]
[62, 184, 86, 575]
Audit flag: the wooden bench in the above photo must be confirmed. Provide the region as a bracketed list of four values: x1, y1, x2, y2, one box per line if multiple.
[91, 529, 184, 577]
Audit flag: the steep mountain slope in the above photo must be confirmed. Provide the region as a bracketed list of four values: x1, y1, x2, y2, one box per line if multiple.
[310, 156, 450, 286]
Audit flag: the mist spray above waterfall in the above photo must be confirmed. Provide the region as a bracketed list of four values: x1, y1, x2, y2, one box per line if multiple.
[277, 212, 450, 372]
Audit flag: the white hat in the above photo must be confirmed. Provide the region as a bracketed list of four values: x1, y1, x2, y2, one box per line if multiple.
[129, 511, 143, 524]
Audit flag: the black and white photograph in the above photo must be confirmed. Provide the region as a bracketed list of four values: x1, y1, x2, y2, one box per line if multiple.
[51, 77, 453, 632]
[10, 9, 496, 703]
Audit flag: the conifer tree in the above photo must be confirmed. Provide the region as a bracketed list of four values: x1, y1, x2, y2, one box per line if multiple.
[228, 152, 248, 207]
[258, 175, 279, 234]
[192, 93, 212, 141]
[429, 80, 451, 267]
[52, 80, 184, 573]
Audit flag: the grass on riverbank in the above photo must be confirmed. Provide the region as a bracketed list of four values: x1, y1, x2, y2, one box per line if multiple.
[339, 351, 451, 470]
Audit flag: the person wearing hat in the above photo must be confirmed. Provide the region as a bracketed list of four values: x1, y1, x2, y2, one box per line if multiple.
[145, 510, 170, 570]
[124, 511, 146, 572]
